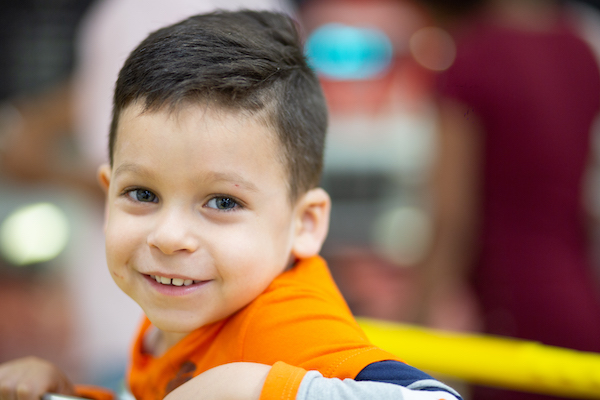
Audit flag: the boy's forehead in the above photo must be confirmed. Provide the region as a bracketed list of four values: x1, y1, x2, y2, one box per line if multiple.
[114, 102, 290, 183]
[117, 102, 277, 137]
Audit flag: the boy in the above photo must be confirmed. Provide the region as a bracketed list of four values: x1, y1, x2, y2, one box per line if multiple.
[0, 10, 461, 400]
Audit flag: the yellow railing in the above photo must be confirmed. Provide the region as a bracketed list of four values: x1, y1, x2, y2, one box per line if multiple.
[357, 318, 600, 399]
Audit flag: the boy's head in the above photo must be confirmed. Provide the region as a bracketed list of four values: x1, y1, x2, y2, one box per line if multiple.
[109, 10, 328, 202]
[98, 10, 331, 339]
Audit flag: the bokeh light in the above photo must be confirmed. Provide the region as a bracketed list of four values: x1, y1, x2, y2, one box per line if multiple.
[306, 23, 393, 80]
[0, 202, 70, 266]
[371, 206, 432, 266]
[409, 26, 456, 71]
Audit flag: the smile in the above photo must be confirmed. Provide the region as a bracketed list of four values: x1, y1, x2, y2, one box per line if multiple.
[150, 275, 202, 286]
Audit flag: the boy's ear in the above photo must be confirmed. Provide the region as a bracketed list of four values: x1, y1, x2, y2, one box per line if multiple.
[291, 188, 331, 259]
[97, 164, 111, 193]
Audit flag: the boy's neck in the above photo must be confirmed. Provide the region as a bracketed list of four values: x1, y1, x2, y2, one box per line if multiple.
[145, 327, 188, 357]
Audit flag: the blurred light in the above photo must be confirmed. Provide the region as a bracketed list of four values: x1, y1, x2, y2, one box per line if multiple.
[371, 206, 431, 266]
[0, 202, 70, 266]
[306, 23, 393, 80]
[409, 27, 456, 71]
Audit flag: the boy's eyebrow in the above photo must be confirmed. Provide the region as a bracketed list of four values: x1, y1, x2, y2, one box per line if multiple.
[113, 162, 148, 178]
[113, 163, 259, 192]
[205, 171, 259, 192]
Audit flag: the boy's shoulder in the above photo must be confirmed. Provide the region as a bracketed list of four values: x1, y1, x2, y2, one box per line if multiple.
[220, 255, 353, 337]
[218, 255, 399, 375]
[233, 255, 348, 319]
[248, 255, 355, 320]
[263, 256, 337, 293]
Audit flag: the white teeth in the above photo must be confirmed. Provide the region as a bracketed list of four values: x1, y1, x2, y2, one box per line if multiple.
[151, 275, 197, 286]
[172, 278, 184, 286]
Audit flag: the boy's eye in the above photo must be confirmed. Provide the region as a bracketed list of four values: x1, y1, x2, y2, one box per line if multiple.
[206, 197, 238, 210]
[128, 189, 158, 203]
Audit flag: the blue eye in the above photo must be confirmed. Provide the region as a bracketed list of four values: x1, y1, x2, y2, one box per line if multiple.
[128, 189, 158, 203]
[207, 197, 238, 210]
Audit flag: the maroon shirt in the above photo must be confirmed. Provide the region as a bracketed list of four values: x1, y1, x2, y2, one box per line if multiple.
[437, 20, 600, 353]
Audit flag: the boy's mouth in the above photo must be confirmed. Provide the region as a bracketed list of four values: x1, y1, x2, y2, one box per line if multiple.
[150, 275, 202, 286]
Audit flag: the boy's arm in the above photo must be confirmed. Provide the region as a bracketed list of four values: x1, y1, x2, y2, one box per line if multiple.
[164, 362, 462, 400]
[163, 363, 271, 400]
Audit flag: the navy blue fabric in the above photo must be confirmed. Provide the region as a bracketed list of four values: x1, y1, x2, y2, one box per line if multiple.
[356, 360, 462, 399]
[355, 360, 434, 386]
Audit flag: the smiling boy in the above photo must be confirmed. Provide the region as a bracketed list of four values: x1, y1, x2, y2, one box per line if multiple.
[0, 10, 461, 400]
[100, 104, 311, 349]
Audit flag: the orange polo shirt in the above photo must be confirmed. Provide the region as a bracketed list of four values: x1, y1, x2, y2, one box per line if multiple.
[128, 255, 400, 400]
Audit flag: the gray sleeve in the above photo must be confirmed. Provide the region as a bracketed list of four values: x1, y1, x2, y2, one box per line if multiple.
[296, 371, 461, 400]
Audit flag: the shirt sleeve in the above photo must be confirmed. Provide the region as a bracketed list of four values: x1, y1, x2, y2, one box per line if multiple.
[260, 361, 308, 400]
[297, 369, 462, 400]
[260, 362, 463, 400]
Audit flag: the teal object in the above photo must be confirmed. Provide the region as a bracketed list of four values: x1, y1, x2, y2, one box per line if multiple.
[306, 23, 393, 81]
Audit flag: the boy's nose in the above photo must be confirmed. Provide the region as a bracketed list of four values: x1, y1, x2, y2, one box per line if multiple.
[147, 209, 199, 254]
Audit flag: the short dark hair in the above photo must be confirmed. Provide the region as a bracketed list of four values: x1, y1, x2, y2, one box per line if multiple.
[109, 10, 328, 201]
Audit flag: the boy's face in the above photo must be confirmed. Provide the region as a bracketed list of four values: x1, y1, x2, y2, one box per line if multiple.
[99, 103, 299, 338]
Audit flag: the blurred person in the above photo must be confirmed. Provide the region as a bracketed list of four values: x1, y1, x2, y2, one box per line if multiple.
[0, 0, 291, 386]
[417, 0, 600, 398]
[296, 0, 437, 323]
[0, 0, 96, 384]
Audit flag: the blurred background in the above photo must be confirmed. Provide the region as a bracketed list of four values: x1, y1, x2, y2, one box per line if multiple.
[2, 0, 600, 399]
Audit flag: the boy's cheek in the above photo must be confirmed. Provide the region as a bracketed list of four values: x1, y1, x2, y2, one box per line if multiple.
[102, 205, 110, 232]
[110, 269, 125, 280]
[104, 226, 128, 266]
